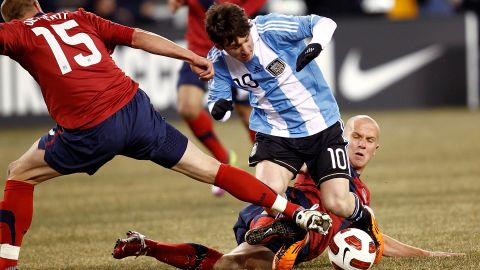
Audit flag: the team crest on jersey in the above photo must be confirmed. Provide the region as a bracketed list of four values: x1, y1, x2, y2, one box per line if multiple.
[250, 142, 258, 157]
[266, 58, 286, 77]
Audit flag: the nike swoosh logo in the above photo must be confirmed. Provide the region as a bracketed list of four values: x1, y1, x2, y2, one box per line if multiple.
[342, 247, 350, 264]
[264, 228, 273, 236]
[339, 44, 444, 101]
[0, 210, 16, 245]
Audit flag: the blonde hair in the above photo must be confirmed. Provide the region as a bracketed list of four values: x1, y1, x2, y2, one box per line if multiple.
[344, 115, 381, 141]
[1, 0, 38, 22]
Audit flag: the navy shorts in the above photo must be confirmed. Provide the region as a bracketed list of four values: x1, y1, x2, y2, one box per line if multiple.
[38, 89, 188, 175]
[177, 62, 206, 89]
[248, 122, 351, 185]
[178, 62, 250, 105]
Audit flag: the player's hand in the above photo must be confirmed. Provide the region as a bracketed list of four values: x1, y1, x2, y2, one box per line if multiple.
[190, 56, 214, 81]
[295, 43, 322, 72]
[168, 0, 185, 13]
[211, 99, 233, 121]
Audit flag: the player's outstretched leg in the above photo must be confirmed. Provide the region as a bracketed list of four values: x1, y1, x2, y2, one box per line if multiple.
[113, 231, 223, 269]
[210, 150, 237, 197]
[0, 180, 35, 270]
[293, 204, 332, 235]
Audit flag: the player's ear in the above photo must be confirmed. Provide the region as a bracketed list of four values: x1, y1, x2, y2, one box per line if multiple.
[373, 144, 380, 156]
[33, 0, 42, 13]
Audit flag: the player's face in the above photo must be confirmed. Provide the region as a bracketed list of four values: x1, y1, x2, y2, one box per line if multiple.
[347, 119, 379, 172]
[223, 34, 254, 62]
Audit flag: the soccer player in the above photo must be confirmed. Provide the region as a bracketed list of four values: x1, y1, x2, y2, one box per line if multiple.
[204, 2, 384, 262]
[168, 0, 266, 196]
[0, 1, 331, 269]
[112, 115, 464, 270]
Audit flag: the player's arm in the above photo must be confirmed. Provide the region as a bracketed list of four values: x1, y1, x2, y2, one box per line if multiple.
[207, 77, 234, 122]
[207, 49, 235, 122]
[131, 28, 213, 81]
[383, 234, 465, 257]
[295, 15, 336, 71]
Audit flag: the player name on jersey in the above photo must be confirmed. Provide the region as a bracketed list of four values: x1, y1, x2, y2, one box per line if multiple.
[24, 12, 69, 26]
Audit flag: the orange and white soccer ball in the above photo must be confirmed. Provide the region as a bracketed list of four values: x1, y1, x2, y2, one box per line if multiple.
[327, 228, 376, 270]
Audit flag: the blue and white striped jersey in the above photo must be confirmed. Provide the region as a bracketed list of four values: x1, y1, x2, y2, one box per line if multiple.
[207, 13, 340, 138]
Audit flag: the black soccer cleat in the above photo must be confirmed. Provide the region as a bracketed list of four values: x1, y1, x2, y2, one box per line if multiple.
[245, 218, 306, 245]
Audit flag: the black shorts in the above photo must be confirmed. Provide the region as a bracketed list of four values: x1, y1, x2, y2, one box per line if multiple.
[248, 121, 351, 185]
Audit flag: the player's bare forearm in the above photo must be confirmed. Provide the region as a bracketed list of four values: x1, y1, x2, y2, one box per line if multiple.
[131, 29, 214, 80]
[383, 234, 429, 257]
[131, 29, 195, 62]
[383, 234, 464, 257]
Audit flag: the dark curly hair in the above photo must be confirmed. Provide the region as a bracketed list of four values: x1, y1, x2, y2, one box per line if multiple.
[205, 3, 251, 48]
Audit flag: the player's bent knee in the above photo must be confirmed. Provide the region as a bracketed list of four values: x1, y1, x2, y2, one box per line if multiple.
[7, 159, 24, 179]
[6, 158, 59, 183]
[322, 196, 351, 217]
[266, 180, 288, 194]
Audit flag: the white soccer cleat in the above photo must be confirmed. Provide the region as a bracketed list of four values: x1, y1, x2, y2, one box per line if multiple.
[294, 204, 332, 235]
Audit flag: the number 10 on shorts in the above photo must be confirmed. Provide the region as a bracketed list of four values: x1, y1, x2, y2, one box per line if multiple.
[327, 147, 348, 170]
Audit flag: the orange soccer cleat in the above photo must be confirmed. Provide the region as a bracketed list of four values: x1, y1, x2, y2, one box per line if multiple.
[272, 233, 310, 270]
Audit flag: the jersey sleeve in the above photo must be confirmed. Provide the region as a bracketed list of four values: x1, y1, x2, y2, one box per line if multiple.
[77, 8, 134, 52]
[207, 49, 234, 106]
[256, 13, 335, 46]
[0, 23, 20, 55]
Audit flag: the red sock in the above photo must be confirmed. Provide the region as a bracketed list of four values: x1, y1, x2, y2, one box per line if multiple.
[214, 164, 301, 219]
[145, 240, 223, 270]
[186, 110, 229, 163]
[248, 129, 256, 144]
[0, 180, 34, 268]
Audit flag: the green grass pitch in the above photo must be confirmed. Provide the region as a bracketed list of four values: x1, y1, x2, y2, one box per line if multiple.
[0, 108, 479, 269]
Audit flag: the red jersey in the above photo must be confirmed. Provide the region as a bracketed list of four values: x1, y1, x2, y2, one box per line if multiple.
[0, 9, 138, 129]
[184, 0, 266, 56]
[292, 171, 371, 262]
